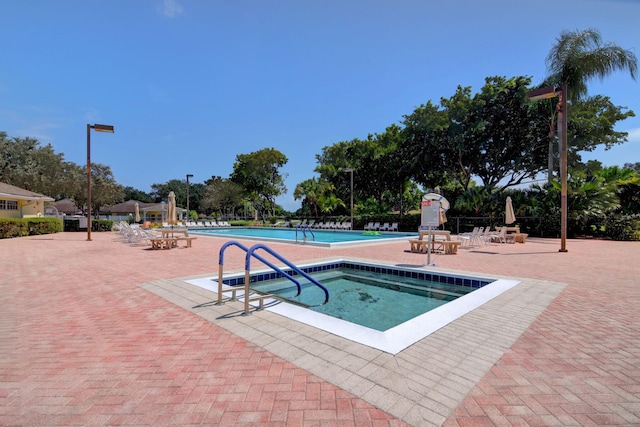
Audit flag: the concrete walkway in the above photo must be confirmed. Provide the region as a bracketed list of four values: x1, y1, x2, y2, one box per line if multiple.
[1, 231, 639, 426]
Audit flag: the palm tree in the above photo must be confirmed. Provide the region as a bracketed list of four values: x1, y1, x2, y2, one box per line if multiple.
[542, 28, 637, 180]
[546, 28, 637, 103]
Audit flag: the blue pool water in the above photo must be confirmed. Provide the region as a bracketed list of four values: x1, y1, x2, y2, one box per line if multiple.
[223, 260, 491, 331]
[191, 227, 415, 245]
[188, 259, 518, 353]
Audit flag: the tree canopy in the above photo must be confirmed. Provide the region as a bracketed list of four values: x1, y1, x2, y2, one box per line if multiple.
[230, 147, 288, 218]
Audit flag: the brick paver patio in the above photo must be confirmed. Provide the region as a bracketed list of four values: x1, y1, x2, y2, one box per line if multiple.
[1, 230, 639, 426]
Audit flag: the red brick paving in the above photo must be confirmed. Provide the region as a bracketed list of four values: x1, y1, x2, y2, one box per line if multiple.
[2, 231, 640, 426]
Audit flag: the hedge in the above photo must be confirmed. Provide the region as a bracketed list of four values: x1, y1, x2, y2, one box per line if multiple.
[0, 217, 63, 239]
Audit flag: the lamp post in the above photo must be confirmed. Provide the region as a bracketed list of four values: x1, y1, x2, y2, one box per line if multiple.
[528, 85, 568, 252]
[343, 168, 354, 230]
[86, 124, 114, 241]
[186, 174, 193, 220]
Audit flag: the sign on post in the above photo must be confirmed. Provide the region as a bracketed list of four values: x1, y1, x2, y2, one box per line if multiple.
[421, 199, 441, 228]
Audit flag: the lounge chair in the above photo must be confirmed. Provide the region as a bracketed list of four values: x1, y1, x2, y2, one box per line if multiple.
[364, 222, 374, 231]
[459, 227, 480, 247]
[314, 221, 324, 229]
[389, 222, 398, 232]
[489, 227, 507, 244]
[380, 222, 390, 231]
[372, 222, 381, 231]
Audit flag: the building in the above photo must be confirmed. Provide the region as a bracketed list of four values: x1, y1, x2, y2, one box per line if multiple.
[0, 182, 55, 219]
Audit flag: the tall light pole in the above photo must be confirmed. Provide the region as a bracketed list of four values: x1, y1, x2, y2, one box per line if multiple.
[186, 174, 193, 220]
[528, 86, 568, 252]
[343, 168, 354, 230]
[86, 124, 114, 241]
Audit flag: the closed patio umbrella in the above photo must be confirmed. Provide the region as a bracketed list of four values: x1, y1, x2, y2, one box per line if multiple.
[505, 196, 516, 225]
[167, 191, 177, 225]
[134, 202, 140, 223]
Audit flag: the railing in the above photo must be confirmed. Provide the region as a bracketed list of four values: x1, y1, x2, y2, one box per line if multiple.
[295, 224, 315, 243]
[217, 240, 329, 315]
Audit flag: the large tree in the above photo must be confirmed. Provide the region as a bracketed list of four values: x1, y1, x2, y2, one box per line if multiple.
[230, 148, 288, 218]
[401, 76, 548, 192]
[201, 176, 244, 218]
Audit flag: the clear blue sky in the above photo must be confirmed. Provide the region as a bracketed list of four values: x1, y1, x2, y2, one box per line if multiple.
[2, 0, 638, 211]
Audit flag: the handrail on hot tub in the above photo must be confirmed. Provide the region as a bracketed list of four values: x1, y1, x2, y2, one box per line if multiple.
[217, 240, 329, 315]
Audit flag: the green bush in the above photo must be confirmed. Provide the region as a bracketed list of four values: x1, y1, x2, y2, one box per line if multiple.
[596, 214, 640, 241]
[0, 218, 62, 238]
[92, 219, 113, 232]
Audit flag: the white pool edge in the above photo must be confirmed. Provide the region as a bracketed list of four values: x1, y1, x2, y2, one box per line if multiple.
[185, 265, 520, 354]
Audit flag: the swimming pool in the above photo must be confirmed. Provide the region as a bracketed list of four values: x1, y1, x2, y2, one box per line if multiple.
[190, 226, 415, 246]
[186, 259, 520, 353]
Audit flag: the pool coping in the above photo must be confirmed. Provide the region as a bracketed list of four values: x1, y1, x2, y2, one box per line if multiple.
[140, 258, 566, 426]
[184, 259, 520, 354]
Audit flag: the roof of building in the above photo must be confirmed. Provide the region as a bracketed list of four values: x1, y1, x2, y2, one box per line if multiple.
[0, 182, 55, 202]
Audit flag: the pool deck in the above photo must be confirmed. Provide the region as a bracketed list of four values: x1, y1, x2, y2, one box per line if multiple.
[2, 232, 639, 426]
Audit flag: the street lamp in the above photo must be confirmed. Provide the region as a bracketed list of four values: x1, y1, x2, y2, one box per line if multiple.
[186, 174, 193, 219]
[86, 124, 114, 241]
[528, 85, 568, 252]
[342, 168, 354, 230]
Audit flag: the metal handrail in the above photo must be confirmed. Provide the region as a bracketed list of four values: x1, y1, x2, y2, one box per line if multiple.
[246, 244, 329, 309]
[217, 240, 329, 315]
[295, 224, 315, 243]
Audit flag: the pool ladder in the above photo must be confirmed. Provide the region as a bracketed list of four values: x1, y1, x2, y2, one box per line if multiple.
[295, 224, 315, 243]
[216, 240, 329, 315]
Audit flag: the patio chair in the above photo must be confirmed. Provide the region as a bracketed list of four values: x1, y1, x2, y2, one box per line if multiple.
[389, 222, 399, 232]
[372, 222, 381, 231]
[459, 227, 480, 247]
[380, 222, 390, 231]
[489, 227, 507, 244]
[364, 222, 374, 231]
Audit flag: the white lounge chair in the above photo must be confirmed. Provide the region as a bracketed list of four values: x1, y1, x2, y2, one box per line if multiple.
[364, 222, 374, 231]
[490, 227, 508, 244]
[460, 227, 480, 247]
[389, 222, 398, 232]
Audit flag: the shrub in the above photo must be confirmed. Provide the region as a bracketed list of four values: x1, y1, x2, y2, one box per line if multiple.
[0, 218, 62, 239]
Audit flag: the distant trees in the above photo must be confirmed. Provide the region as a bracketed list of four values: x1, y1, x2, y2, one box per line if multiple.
[230, 148, 288, 218]
[201, 176, 244, 218]
[0, 131, 121, 212]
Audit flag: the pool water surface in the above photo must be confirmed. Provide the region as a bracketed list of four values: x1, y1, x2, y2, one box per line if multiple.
[190, 226, 415, 246]
[251, 267, 472, 331]
[186, 259, 520, 353]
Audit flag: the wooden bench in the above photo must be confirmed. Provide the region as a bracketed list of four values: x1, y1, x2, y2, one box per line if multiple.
[441, 240, 462, 254]
[175, 236, 197, 248]
[410, 238, 460, 254]
[150, 237, 176, 250]
[512, 233, 528, 244]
